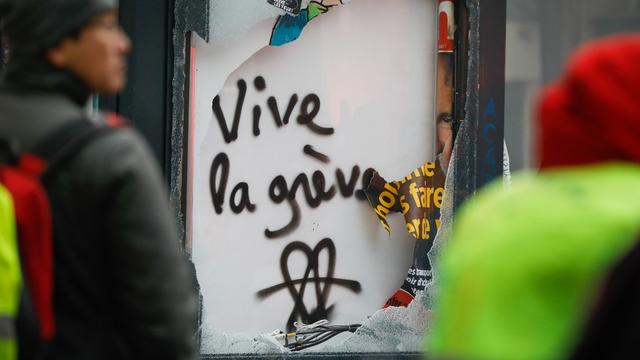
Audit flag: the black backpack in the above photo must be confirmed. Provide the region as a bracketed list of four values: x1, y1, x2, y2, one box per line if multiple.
[0, 116, 123, 359]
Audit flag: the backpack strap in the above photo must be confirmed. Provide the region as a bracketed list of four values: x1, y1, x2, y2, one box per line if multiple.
[32, 119, 119, 181]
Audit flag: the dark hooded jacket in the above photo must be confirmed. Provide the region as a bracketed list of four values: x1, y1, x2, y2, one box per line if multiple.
[0, 1, 197, 359]
[0, 92, 198, 360]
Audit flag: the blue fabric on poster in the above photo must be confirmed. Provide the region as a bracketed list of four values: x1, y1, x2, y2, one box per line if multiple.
[270, 10, 309, 46]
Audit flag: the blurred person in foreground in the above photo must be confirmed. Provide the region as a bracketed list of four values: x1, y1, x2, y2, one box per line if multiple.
[428, 34, 640, 359]
[0, 0, 197, 359]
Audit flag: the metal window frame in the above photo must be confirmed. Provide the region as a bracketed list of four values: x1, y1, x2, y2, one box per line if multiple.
[168, 0, 506, 357]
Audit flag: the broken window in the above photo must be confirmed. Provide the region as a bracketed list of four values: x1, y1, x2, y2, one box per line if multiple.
[182, 0, 459, 356]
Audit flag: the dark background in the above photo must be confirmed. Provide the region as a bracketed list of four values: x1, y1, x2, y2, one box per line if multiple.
[1, 35, 8, 69]
[99, 0, 176, 184]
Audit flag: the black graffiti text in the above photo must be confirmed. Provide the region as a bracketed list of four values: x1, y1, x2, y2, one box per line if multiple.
[209, 152, 257, 214]
[209, 152, 374, 238]
[212, 76, 334, 143]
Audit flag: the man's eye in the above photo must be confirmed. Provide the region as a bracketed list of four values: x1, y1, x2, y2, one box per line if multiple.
[437, 113, 453, 124]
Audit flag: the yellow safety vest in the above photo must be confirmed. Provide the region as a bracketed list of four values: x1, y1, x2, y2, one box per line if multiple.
[0, 184, 20, 360]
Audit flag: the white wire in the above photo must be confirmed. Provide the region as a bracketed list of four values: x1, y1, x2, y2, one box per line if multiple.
[293, 319, 329, 331]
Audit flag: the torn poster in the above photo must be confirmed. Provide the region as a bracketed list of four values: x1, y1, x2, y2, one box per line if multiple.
[365, 160, 446, 307]
[270, 0, 350, 46]
[267, 0, 303, 15]
[190, 0, 438, 345]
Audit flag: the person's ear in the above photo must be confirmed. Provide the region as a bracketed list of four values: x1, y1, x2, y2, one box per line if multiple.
[46, 42, 71, 69]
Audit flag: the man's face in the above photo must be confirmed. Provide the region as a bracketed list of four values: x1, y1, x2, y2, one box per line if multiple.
[436, 54, 454, 154]
[47, 10, 130, 94]
[437, 116, 452, 152]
